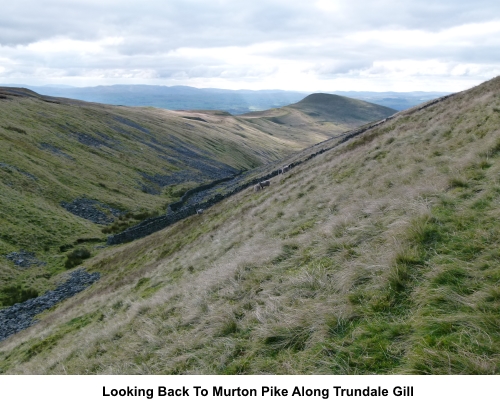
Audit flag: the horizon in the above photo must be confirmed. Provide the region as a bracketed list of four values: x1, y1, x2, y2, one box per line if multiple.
[1, 1, 499, 93]
[0, 82, 454, 95]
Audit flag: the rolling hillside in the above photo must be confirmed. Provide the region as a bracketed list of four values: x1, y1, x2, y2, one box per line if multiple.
[240, 93, 396, 138]
[0, 88, 393, 311]
[3, 77, 498, 374]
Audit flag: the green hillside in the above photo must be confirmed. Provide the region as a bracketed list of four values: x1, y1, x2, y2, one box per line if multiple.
[0, 88, 394, 309]
[4, 78, 498, 374]
[0, 87, 330, 306]
[0, 89, 381, 259]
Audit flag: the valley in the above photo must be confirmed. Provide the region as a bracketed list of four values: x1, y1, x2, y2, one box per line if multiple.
[0, 87, 393, 313]
[1, 77, 499, 374]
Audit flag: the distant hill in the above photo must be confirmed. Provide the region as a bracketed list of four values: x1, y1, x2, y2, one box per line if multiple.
[291, 93, 397, 124]
[0, 84, 449, 113]
[240, 92, 396, 137]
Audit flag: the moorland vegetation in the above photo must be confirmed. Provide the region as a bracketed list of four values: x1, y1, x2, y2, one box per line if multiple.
[2, 88, 391, 309]
[1, 77, 499, 374]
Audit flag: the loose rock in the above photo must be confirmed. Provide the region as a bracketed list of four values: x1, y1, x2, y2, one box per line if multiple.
[5, 251, 46, 268]
[0, 268, 100, 341]
[61, 197, 123, 224]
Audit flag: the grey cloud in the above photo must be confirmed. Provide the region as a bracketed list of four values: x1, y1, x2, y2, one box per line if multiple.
[0, 0, 301, 48]
[148, 63, 277, 81]
[261, 28, 500, 68]
[327, 0, 500, 32]
[1, 0, 500, 89]
[312, 60, 375, 75]
[2, 0, 498, 48]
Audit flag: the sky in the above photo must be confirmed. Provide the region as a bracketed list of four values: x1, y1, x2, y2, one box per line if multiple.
[1, 0, 499, 92]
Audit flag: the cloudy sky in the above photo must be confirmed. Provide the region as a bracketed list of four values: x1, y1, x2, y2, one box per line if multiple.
[1, 0, 499, 92]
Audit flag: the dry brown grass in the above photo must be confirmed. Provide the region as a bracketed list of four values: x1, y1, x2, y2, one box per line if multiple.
[2, 76, 500, 374]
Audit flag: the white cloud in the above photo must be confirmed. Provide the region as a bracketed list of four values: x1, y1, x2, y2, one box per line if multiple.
[314, 0, 341, 12]
[0, 0, 499, 91]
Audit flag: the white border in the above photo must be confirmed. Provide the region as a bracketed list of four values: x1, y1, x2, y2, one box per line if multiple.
[2, 375, 498, 404]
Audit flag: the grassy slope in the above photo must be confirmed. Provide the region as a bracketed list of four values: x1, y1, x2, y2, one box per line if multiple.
[0, 88, 394, 308]
[3, 79, 500, 374]
[0, 88, 329, 306]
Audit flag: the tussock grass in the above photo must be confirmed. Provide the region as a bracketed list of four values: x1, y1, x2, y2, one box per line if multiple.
[2, 77, 500, 374]
[0, 89, 337, 308]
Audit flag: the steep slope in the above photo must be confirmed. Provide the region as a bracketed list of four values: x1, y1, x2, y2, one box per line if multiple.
[0, 87, 329, 308]
[240, 93, 396, 138]
[3, 77, 500, 374]
[0, 88, 395, 309]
